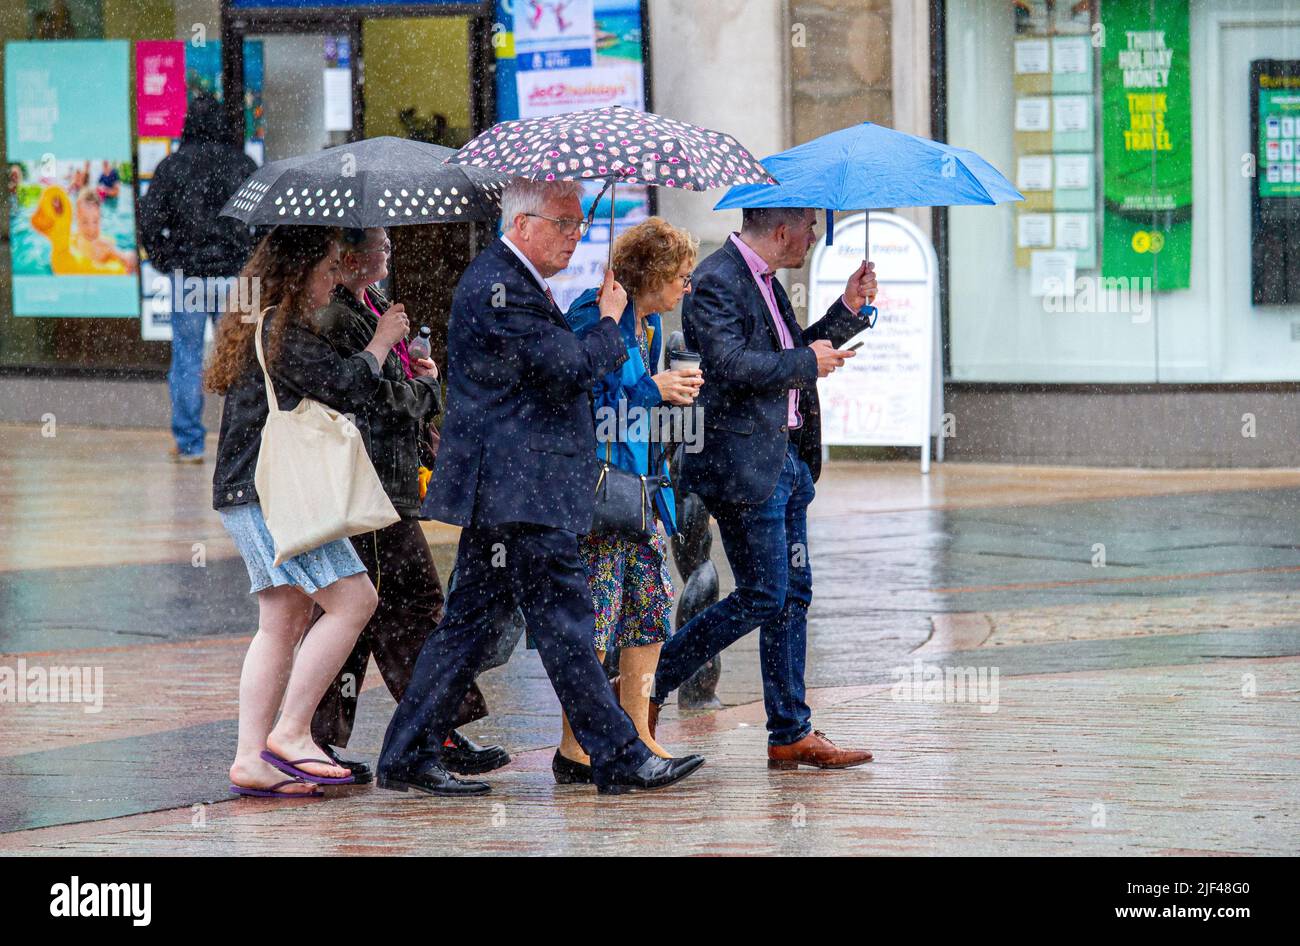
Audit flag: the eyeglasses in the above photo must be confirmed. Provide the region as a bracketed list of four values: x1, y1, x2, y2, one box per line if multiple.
[524, 213, 590, 237]
[678, 273, 693, 289]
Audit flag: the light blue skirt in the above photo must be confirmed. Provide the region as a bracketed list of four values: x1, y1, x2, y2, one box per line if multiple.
[219, 502, 367, 595]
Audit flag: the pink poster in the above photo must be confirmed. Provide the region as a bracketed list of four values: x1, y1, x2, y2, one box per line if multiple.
[136, 40, 187, 138]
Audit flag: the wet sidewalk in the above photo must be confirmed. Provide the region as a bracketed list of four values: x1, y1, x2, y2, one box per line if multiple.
[2, 424, 1299, 855]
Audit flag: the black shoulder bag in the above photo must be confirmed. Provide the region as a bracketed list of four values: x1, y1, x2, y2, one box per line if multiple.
[591, 438, 669, 539]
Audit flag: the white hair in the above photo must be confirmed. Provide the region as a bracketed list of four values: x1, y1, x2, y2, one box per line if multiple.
[500, 178, 584, 230]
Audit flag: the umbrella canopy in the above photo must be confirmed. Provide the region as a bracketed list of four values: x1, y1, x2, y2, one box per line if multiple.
[449, 105, 774, 191]
[716, 123, 1021, 325]
[219, 136, 508, 228]
[715, 122, 1022, 212]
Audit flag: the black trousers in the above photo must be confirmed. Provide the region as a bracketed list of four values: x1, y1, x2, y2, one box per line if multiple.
[311, 518, 488, 749]
[379, 522, 649, 787]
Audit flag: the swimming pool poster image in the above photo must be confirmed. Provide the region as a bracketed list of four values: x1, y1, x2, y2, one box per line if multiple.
[8, 159, 140, 316]
[4, 40, 138, 317]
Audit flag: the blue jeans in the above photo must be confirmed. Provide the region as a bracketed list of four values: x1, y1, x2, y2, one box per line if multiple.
[654, 441, 815, 746]
[168, 309, 214, 456]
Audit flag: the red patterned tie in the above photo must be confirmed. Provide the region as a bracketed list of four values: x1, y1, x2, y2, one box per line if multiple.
[543, 286, 557, 309]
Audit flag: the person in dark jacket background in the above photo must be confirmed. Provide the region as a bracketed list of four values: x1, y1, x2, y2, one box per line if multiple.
[307, 227, 509, 781]
[139, 92, 257, 463]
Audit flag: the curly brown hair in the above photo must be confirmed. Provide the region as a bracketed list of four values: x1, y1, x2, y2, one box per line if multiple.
[611, 217, 698, 300]
[205, 226, 341, 394]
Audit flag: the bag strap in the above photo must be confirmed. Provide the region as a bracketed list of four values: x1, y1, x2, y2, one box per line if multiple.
[252, 306, 279, 414]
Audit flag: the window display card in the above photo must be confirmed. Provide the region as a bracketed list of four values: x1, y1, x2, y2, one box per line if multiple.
[1053, 96, 1091, 134]
[1055, 154, 1093, 190]
[1031, 250, 1076, 297]
[1015, 97, 1052, 132]
[323, 67, 352, 131]
[1054, 213, 1093, 251]
[1015, 39, 1050, 75]
[1052, 37, 1090, 76]
[137, 137, 170, 178]
[1018, 214, 1053, 248]
[1017, 155, 1053, 192]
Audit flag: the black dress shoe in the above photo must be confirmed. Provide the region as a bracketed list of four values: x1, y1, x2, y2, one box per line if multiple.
[376, 760, 490, 796]
[438, 730, 512, 775]
[552, 750, 593, 785]
[322, 745, 373, 784]
[597, 754, 705, 795]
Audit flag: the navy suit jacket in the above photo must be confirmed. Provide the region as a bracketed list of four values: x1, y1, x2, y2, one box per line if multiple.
[421, 238, 628, 533]
[680, 238, 871, 505]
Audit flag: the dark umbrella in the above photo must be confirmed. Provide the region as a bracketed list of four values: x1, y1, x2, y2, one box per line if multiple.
[448, 105, 774, 263]
[219, 136, 508, 228]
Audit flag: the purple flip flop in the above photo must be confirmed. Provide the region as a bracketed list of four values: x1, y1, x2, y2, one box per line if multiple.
[230, 778, 324, 799]
[260, 749, 357, 785]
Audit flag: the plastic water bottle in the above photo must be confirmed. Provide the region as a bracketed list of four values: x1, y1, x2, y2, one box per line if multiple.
[408, 325, 432, 361]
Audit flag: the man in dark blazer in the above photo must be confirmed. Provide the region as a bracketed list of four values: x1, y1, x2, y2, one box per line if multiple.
[377, 179, 704, 796]
[651, 206, 878, 770]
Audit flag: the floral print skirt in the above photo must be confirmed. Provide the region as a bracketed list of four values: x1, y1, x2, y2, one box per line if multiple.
[578, 529, 674, 652]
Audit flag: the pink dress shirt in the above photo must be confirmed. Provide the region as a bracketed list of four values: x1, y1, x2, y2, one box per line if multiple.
[729, 233, 802, 429]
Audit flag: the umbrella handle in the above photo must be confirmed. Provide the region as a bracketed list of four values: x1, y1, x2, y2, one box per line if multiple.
[607, 179, 616, 269]
[859, 210, 876, 326]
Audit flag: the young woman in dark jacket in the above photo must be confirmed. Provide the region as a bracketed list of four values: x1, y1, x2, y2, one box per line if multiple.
[307, 227, 509, 777]
[208, 225, 422, 797]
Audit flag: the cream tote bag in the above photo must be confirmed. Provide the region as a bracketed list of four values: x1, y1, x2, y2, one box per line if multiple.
[253, 307, 398, 565]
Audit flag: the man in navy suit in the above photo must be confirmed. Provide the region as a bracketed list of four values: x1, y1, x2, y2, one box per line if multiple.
[651, 206, 879, 770]
[377, 179, 704, 796]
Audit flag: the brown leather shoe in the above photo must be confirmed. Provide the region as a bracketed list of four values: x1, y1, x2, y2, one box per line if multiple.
[767, 730, 872, 770]
[647, 699, 660, 740]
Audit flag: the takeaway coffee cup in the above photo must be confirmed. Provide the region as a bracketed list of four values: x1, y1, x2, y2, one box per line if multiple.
[668, 349, 701, 372]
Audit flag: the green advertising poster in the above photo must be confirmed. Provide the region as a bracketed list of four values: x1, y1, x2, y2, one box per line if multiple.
[1259, 76, 1300, 198]
[1100, 0, 1193, 290]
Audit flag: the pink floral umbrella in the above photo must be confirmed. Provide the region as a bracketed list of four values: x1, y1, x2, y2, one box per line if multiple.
[448, 105, 775, 263]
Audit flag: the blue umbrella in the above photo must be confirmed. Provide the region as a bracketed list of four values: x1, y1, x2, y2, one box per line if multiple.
[716, 122, 1022, 321]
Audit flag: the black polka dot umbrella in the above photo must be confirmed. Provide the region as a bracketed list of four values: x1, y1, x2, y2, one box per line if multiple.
[449, 105, 776, 262]
[219, 136, 508, 229]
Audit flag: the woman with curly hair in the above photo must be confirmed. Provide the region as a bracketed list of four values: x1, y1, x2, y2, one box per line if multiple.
[553, 217, 703, 784]
[208, 224, 425, 797]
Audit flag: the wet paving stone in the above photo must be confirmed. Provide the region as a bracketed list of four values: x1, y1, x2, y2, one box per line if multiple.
[2, 427, 1299, 854]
